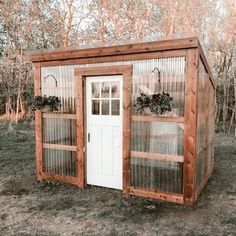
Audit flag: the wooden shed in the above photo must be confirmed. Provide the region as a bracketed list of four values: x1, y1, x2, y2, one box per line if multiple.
[31, 37, 216, 206]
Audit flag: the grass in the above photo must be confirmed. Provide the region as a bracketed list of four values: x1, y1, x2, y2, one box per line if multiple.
[0, 120, 236, 235]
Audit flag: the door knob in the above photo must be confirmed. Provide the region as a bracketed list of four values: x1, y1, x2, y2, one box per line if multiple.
[88, 133, 90, 142]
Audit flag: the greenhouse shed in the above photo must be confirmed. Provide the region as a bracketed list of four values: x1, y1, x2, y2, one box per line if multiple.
[31, 37, 216, 206]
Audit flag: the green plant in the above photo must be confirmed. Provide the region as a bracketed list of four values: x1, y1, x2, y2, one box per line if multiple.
[136, 92, 174, 115]
[135, 93, 151, 113]
[32, 96, 61, 111]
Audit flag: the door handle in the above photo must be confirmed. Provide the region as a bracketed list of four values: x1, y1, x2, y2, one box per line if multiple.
[88, 133, 90, 142]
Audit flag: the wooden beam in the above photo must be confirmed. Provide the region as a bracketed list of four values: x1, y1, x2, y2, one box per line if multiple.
[183, 49, 199, 206]
[43, 143, 77, 152]
[131, 151, 184, 162]
[42, 113, 76, 119]
[131, 115, 184, 123]
[31, 37, 197, 62]
[34, 63, 43, 181]
[41, 172, 78, 186]
[76, 74, 85, 188]
[75, 65, 133, 76]
[130, 187, 184, 204]
[39, 49, 187, 67]
[123, 67, 132, 195]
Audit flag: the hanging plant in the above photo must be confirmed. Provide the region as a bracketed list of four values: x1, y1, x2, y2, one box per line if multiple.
[135, 93, 151, 113]
[136, 92, 174, 115]
[32, 96, 61, 112]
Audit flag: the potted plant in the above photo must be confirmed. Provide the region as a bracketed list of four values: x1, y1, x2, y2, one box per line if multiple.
[135, 92, 174, 116]
[135, 93, 151, 114]
[150, 92, 174, 115]
[32, 95, 61, 112]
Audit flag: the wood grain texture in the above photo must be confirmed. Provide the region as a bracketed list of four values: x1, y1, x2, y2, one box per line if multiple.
[39, 49, 187, 67]
[130, 187, 183, 204]
[76, 75, 85, 188]
[41, 172, 78, 185]
[42, 113, 76, 119]
[183, 49, 199, 206]
[43, 143, 77, 152]
[34, 63, 43, 181]
[31, 37, 197, 62]
[131, 115, 184, 123]
[131, 151, 184, 162]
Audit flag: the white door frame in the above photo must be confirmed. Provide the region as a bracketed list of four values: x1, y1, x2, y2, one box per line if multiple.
[74, 65, 132, 194]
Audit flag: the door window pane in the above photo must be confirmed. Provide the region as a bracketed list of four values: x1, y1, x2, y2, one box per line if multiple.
[92, 100, 100, 114]
[111, 100, 120, 115]
[102, 100, 110, 115]
[92, 82, 100, 98]
[111, 81, 120, 98]
[101, 82, 110, 98]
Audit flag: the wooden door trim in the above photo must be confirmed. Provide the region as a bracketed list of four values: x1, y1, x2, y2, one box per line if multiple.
[74, 65, 132, 194]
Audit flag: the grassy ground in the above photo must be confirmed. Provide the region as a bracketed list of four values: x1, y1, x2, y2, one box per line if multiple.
[0, 121, 235, 236]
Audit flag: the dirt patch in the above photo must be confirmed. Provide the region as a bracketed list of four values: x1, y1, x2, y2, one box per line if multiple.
[0, 122, 236, 235]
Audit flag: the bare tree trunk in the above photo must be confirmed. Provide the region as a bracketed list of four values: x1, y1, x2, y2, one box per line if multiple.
[222, 83, 227, 132]
[234, 77, 236, 136]
[228, 108, 235, 134]
[15, 88, 21, 124]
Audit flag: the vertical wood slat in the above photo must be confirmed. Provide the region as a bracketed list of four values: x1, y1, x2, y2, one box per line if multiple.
[204, 74, 210, 177]
[34, 63, 43, 180]
[76, 75, 84, 188]
[123, 68, 132, 195]
[183, 49, 199, 206]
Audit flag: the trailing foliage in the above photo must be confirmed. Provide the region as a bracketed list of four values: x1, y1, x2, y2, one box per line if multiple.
[32, 96, 61, 112]
[136, 92, 174, 115]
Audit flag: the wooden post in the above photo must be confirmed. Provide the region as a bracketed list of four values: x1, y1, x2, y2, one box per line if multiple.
[76, 75, 85, 188]
[123, 68, 132, 195]
[183, 48, 199, 206]
[33, 63, 43, 181]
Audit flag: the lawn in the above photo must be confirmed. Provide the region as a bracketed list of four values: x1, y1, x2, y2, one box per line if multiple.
[0, 121, 235, 235]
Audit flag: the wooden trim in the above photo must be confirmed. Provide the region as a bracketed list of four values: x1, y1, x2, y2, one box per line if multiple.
[41, 172, 78, 186]
[34, 63, 43, 181]
[123, 67, 132, 195]
[31, 37, 197, 62]
[74, 65, 132, 194]
[132, 133, 184, 140]
[38, 49, 187, 67]
[130, 187, 183, 204]
[131, 151, 184, 162]
[43, 143, 77, 152]
[76, 74, 84, 188]
[42, 113, 76, 119]
[131, 115, 184, 123]
[183, 49, 199, 206]
[75, 65, 132, 76]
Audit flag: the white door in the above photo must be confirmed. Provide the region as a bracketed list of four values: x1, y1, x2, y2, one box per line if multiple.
[86, 75, 123, 190]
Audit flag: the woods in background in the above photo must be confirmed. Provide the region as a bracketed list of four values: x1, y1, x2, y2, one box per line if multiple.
[0, 0, 235, 134]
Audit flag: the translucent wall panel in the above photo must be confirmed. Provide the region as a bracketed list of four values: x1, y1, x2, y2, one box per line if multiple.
[41, 56, 186, 188]
[131, 158, 183, 194]
[41, 67, 76, 113]
[43, 149, 76, 177]
[43, 118, 76, 146]
[131, 121, 184, 155]
[41, 57, 185, 116]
